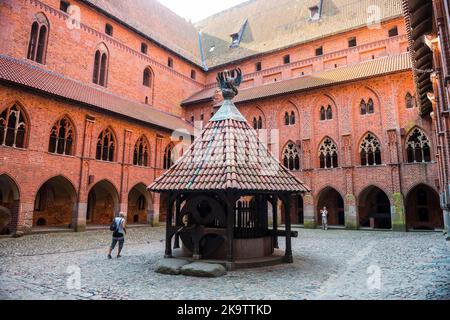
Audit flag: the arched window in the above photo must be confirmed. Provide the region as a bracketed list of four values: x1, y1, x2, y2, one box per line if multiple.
[27, 13, 49, 64]
[326, 105, 333, 120]
[96, 128, 115, 162]
[258, 116, 263, 129]
[283, 142, 300, 171]
[406, 128, 431, 163]
[133, 136, 150, 167]
[92, 45, 109, 87]
[319, 138, 338, 169]
[367, 98, 374, 114]
[48, 116, 75, 155]
[252, 116, 263, 130]
[253, 117, 258, 130]
[405, 92, 414, 109]
[163, 144, 174, 169]
[360, 133, 382, 166]
[137, 195, 146, 210]
[143, 68, 152, 87]
[0, 104, 28, 148]
[360, 99, 367, 115]
[290, 111, 296, 125]
[320, 106, 326, 120]
[284, 112, 290, 126]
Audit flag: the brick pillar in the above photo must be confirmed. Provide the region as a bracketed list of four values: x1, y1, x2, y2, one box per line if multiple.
[73, 201, 87, 232]
[391, 191, 406, 232]
[303, 193, 315, 229]
[18, 202, 34, 234]
[388, 131, 406, 232]
[344, 194, 357, 229]
[151, 192, 160, 226]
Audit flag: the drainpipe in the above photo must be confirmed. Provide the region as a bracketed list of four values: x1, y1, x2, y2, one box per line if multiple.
[318, 0, 324, 18]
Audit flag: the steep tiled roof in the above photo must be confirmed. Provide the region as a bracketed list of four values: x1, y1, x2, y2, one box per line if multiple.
[182, 53, 412, 105]
[197, 0, 403, 67]
[148, 100, 310, 193]
[0, 55, 193, 133]
[80, 0, 202, 66]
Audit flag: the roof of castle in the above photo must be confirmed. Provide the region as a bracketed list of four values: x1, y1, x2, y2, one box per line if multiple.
[0, 55, 193, 133]
[80, 0, 403, 69]
[148, 99, 311, 193]
[182, 53, 412, 105]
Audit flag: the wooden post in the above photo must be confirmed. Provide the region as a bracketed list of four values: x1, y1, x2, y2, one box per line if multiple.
[174, 194, 181, 249]
[272, 195, 279, 249]
[227, 192, 235, 263]
[283, 194, 293, 263]
[165, 192, 173, 258]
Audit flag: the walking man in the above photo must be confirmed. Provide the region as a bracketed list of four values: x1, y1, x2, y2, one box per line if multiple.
[108, 212, 126, 259]
[320, 206, 328, 231]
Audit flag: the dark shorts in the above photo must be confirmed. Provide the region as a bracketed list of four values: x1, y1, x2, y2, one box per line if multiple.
[111, 233, 124, 250]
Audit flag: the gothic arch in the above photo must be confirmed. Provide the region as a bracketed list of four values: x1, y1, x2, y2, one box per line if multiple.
[358, 132, 382, 166]
[405, 183, 443, 230]
[357, 185, 392, 229]
[95, 126, 118, 162]
[48, 114, 77, 156]
[133, 135, 151, 167]
[87, 179, 120, 225]
[318, 136, 339, 168]
[0, 173, 21, 235]
[279, 100, 300, 126]
[315, 186, 345, 226]
[128, 183, 153, 224]
[27, 12, 50, 64]
[0, 101, 31, 148]
[404, 126, 432, 163]
[92, 43, 110, 87]
[282, 140, 300, 171]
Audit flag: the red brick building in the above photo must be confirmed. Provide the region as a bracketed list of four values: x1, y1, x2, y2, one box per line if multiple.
[0, 0, 445, 235]
[403, 0, 450, 238]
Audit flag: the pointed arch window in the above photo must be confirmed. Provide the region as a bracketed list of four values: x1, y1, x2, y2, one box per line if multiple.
[48, 116, 75, 155]
[290, 111, 296, 125]
[405, 92, 414, 109]
[0, 104, 28, 148]
[320, 106, 326, 120]
[360, 99, 367, 115]
[143, 68, 152, 87]
[406, 128, 431, 163]
[96, 128, 115, 162]
[283, 142, 300, 171]
[27, 13, 49, 64]
[284, 112, 290, 126]
[326, 105, 333, 120]
[360, 133, 382, 166]
[163, 144, 174, 169]
[92, 45, 109, 87]
[319, 138, 338, 169]
[133, 136, 150, 167]
[253, 116, 263, 129]
[367, 98, 374, 114]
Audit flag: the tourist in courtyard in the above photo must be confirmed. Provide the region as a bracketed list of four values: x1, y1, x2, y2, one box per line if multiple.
[321, 206, 328, 231]
[108, 213, 126, 259]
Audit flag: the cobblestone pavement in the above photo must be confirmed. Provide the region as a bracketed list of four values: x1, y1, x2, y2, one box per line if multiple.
[0, 227, 449, 300]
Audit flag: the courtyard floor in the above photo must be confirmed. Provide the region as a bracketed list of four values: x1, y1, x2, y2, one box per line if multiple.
[0, 227, 449, 300]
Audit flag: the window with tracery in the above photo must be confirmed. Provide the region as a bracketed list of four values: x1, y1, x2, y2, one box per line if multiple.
[283, 142, 300, 171]
[360, 133, 382, 166]
[133, 136, 150, 167]
[96, 128, 115, 162]
[48, 116, 74, 155]
[253, 116, 263, 129]
[285, 111, 295, 126]
[0, 104, 27, 148]
[406, 128, 431, 163]
[27, 13, 49, 64]
[320, 105, 332, 120]
[319, 138, 338, 168]
[163, 144, 174, 169]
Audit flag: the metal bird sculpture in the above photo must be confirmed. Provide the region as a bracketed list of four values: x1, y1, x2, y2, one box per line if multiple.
[216, 68, 243, 100]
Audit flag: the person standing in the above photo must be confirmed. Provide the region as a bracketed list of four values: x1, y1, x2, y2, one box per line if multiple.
[108, 213, 126, 259]
[320, 206, 328, 231]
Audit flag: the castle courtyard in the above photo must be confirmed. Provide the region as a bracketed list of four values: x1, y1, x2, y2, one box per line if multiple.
[1, 227, 449, 300]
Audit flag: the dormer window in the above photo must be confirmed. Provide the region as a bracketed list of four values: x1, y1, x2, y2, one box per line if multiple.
[231, 33, 239, 46]
[309, 6, 320, 20]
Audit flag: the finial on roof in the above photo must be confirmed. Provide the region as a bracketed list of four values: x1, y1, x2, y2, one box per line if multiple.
[216, 68, 243, 100]
[211, 68, 246, 122]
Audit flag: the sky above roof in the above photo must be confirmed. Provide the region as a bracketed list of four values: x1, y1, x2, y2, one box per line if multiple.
[157, 0, 248, 22]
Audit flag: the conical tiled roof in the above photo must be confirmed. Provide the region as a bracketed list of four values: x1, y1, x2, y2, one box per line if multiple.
[148, 99, 310, 193]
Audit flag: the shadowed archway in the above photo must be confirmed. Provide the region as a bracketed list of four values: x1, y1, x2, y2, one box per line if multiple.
[406, 184, 443, 230]
[0, 174, 20, 235]
[87, 180, 119, 225]
[358, 186, 391, 229]
[33, 176, 77, 229]
[128, 183, 153, 224]
[317, 187, 345, 226]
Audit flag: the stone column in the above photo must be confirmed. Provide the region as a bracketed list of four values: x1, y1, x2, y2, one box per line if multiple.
[391, 191, 406, 232]
[303, 193, 315, 229]
[344, 194, 357, 229]
[443, 208, 450, 240]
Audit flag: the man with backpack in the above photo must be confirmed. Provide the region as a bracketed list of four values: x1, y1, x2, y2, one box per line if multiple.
[108, 212, 127, 259]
